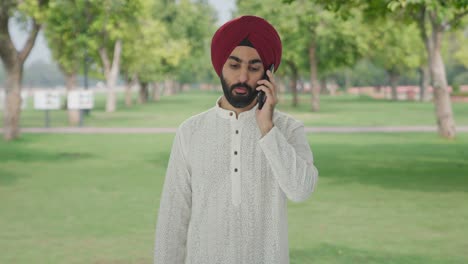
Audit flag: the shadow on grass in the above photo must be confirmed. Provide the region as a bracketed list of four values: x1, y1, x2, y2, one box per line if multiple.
[0, 136, 95, 185]
[146, 152, 170, 167]
[290, 243, 464, 264]
[0, 135, 96, 168]
[0, 168, 23, 186]
[314, 140, 468, 193]
[0, 146, 95, 163]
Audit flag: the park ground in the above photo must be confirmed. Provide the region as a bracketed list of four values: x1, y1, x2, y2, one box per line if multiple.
[1, 91, 467, 263]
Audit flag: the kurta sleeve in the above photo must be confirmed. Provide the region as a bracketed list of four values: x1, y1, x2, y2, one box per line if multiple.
[154, 128, 192, 263]
[258, 124, 318, 202]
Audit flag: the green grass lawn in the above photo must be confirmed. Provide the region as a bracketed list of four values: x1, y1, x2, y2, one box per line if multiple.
[6, 90, 468, 128]
[1, 133, 467, 263]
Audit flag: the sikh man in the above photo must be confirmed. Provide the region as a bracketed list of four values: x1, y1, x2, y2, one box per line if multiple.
[154, 15, 319, 264]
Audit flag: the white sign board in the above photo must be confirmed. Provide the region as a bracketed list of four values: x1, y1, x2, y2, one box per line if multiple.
[68, 90, 94, 110]
[21, 91, 28, 109]
[34, 91, 61, 110]
[0, 91, 28, 110]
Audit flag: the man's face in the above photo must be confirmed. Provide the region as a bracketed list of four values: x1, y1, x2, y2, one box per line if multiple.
[220, 46, 265, 108]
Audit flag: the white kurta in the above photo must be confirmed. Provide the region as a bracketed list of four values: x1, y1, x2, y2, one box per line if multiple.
[154, 97, 319, 264]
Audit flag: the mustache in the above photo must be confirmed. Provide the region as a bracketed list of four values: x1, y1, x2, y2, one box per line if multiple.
[230, 83, 253, 91]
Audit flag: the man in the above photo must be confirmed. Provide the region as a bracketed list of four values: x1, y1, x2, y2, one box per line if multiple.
[154, 15, 318, 264]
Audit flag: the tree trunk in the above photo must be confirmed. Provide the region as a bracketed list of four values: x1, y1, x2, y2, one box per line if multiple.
[430, 30, 456, 138]
[124, 80, 133, 107]
[152, 82, 161, 102]
[139, 82, 149, 104]
[0, 13, 41, 140]
[287, 60, 298, 107]
[275, 76, 283, 93]
[418, 65, 430, 102]
[309, 41, 320, 112]
[389, 70, 399, 101]
[99, 40, 122, 113]
[329, 79, 338, 96]
[418, 8, 456, 138]
[3, 64, 23, 140]
[428, 14, 456, 139]
[164, 79, 174, 96]
[175, 81, 181, 94]
[64, 72, 80, 126]
[320, 78, 327, 95]
[291, 78, 298, 107]
[124, 74, 137, 107]
[344, 68, 351, 91]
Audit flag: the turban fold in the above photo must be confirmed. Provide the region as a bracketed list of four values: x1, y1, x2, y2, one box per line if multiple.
[211, 15, 282, 77]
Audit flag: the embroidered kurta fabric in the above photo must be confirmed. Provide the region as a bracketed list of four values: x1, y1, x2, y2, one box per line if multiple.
[154, 97, 318, 264]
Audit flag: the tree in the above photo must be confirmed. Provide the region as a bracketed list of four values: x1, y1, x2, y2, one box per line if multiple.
[289, 0, 468, 138]
[238, 0, 366, 111]
[86, 0, 142, 112]
[120, 0, 191, 104]
[44, 0, 90, 125]
[366, 19, 423, 100]
[152, 0, 217, 93]
[0, 0, 49, 140]
[170, 0, 217, 86]
[390, 0, 467, 138]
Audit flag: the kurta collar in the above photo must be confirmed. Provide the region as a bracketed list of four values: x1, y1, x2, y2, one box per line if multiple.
[215, 96, 257, 121]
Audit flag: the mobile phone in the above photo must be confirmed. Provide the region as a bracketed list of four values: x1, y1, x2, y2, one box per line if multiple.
[258, 64, 275, 110]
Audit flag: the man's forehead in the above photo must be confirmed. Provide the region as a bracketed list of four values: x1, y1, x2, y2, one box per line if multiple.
[228, 46, 262, 64]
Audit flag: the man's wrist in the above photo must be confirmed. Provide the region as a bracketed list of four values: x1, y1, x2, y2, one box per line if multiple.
[260, 123, 274, 137]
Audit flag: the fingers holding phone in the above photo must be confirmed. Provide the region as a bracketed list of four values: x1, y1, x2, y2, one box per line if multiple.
[256, 64, 277, 110]
[255, 65, 276, 136]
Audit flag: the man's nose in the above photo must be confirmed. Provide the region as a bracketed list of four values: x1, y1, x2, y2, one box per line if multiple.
[238, 67, 248, 83]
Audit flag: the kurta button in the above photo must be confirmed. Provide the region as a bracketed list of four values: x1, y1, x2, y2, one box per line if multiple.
[234, 151, 238, 155]
[234, 168, 238, 172]
[229, 112, 233, 116]
[235, 130, 239, 134]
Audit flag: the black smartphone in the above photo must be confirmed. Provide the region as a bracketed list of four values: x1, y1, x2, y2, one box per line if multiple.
[258, 64, 275, 110]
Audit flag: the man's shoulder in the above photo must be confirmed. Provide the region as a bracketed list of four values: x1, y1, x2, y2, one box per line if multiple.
[177, 107, 216, 134]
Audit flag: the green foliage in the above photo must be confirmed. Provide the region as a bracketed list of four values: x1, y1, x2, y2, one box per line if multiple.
[16, 0, 50, 23]
[87, 0, 141, 41]
[44, 0, 144, 80]
[367, 19, 424, 77]
[388, 0, 468, 28]
[119, 0, 217, 84]
[452, 72, 468, 91]
[238, 0, 367, 79]
[452, 25, 468, 68]
[44, 0, 88, 74]
[162, 0, 218, 83]
[314, 9, 368, 75]
[120, 0, 188, 83]
[348, 59, 388, 86]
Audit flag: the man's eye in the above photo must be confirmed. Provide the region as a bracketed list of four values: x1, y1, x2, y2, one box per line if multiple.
[250, 68, 260, 72]
[230, 64, 240, 69]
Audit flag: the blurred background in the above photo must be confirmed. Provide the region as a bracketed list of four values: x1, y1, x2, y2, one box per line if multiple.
[1, 0, 467, 263]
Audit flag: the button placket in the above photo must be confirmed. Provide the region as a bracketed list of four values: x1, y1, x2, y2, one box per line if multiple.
[230, 116, 242, 207]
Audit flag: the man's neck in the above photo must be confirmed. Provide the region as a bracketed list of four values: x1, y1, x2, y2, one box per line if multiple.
[219, 96, 257, 118]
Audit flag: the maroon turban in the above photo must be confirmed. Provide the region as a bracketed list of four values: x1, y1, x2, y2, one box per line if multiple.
[211, 15, 282, 77]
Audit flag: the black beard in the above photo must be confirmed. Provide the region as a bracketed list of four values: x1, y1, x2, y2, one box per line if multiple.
[220, 74, 259, 109]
